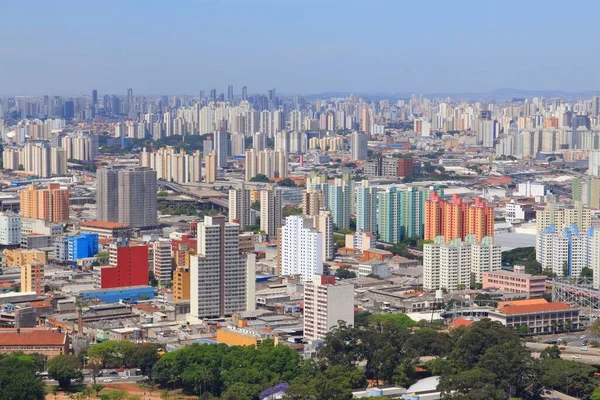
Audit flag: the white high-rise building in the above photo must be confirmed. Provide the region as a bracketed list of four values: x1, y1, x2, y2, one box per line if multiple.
[304, 275, 354, 340]
[280, 216, 323, 282]
[424, 235, 501, 291]
[260, 186, 282, 238]
[589, 151, 600, 177]
[190, 216, 246, 320]
[152, 238, 172, 286]
[537, 224, 594, 279]
[0, 212, 21, 246]
[315, 210, 334, 262]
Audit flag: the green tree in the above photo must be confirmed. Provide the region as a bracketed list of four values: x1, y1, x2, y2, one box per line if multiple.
[591, 386, 600, 400]
[581, 267, 593, 278]
[367, 313, 415, 330]
[249, 174, 270, 182]
[335, 268, 356, 280]
[540, 345, 561, 360]
[48, 354, 83, 390]
[537, 358, 598, 397]
[91, 384, 105, 397]
[277, 178, 296, 187]
[129, 343, 160, 376]
[0, 354, 45, 400]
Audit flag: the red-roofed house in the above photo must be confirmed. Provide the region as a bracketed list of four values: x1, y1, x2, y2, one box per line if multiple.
[0, 328, 68, 358]
[449, 318, 474, 330]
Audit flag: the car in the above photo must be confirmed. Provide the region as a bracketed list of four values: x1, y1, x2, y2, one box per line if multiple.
[121, 376, 128, 380]
[102, 379, 113, 383]
[572, 354, 582, 359]
[581, 335, 587, 339]
[581, 346, 588, 351]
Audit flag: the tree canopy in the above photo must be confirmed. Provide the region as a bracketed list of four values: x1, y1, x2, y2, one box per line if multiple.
[48, 354, 83, 390]
[0, 354, 45, 400]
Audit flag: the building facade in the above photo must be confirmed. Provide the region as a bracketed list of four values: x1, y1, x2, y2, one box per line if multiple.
[303, 275, 354, 340]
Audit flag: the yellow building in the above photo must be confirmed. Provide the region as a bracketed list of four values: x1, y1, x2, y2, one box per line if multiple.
[204, 150, 217, 184]
[173, 266, 190, 301]
[3, 249, 47, 267]
[216, 326, 278, 347]
[21, 262, 44, 295]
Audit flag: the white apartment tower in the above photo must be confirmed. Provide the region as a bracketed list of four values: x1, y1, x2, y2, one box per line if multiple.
[0, 212, 21, 246]
[304, 275, 354, 340]
[280, 216, 323, 282]
[190, 216, 246, 320]
[152, 238, 173, 286]
[228, 184, 252, 230]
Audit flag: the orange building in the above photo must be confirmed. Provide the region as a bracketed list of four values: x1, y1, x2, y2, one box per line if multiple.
[173, 266, 190, 301]
[425, 193, 494, 243]
[544, 117, 559, 128]
[19, 183, 70, 223]
[216, 326, 278, 347]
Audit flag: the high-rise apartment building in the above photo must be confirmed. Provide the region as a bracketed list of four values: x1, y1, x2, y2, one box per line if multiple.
[214, 130, 229, 168]
[314, 210, 334, 262]
[204, 150, 218, 183]
[304, 275, 354, 340]
[355, 181, 377, 234]
[537, 224, 595, 279]
[19, 183, 70, 223]
[260, 186, 282, 238]
[140, 147, 202, 184]
[279, 216, 323, 282]
[245, 149, 288, 181]
[378, 186, 433, 243]
[229, 184, 252, 230]
[425, 193, 494, 243]
[350, 131, 368, 160]
[151, 238, 173, 286]
[96, 167, 157, 228]
[302, 190, 322, 217]
[62, 133, 99, 161]
[173, 266, 190, 301]
[21, 262, 44, 295]
[15, 142, 67, 177]
[423, 235, 501, 291]
[0, 212, 21, 246]
[190, 216, 246, 319]
[328, 178, 351, 230]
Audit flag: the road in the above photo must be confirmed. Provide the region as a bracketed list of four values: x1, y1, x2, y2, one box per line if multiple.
[44, 376, 145, 385]
[526, 342, 600, 364]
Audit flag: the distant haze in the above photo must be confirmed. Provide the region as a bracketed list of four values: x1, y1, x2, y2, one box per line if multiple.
[2, 0, 599, 96]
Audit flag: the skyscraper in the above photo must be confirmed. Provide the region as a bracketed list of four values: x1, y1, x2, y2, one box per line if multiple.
[190, 216, 246, 319]
[260, 186, 282, 238]
[328, 178, 351, 230]
[91, 89, 98, 106]
[96, 167, 157, 228]
[279, 216, 323, 281]
[214, 129, 229, 168]
[242, 86, 248, 101]
[204, 150, 218, 183]
[227, 85, 234, 102]
[229, 184, 252, 230]
[315, 210, 334, 262]
[355, 181, 377, 234]
[350, 131, 368, 160]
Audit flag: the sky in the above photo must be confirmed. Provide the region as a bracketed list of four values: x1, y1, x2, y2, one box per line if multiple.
[2, 0, 600, 96]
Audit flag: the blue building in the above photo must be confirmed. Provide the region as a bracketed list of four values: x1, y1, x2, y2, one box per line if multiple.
[79, 285, 154, 303]
[67, 233, 99, 263]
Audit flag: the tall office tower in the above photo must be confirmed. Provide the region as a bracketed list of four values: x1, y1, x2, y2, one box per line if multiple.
[152, 238, 173, 286]
[96, 167, 157, 228]
[214, 130, 229, 168]
[279, 216, 323, 281]
[355, 181, 377, 234]
[242, 86, 248, 101]
[350, 131, 368, 160]
[21, 262, 44, 295]
[361, 106, 371, 136]
[0, 212, 21, 246]
[19, 183, 70, 223]
[63, 100, 75, 119]
[423, 235, 500, 291]
[302, 190, 322, 217]
[91, 89, 98, 106]
[190, 216, 246, 319]
[260, 186, 282, 238]
[227, 85, 234, 102]
[229, 184, 252, 230]
[328, 178, 351, 230]
[210, 89, 217, 102]
[425, 193, 494, 243]
[304, 275, 354, 340]
[315, 210, 334, 261]
[204, 150, 218, 183]
[126, 88, 134, 114]
[377, 186, 431, 243]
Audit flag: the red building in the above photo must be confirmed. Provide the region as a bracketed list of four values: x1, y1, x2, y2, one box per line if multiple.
[397, 158, 414, 177]
[100, 243, 149, 289]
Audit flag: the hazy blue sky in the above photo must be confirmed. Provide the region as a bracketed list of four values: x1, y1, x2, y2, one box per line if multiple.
[2, 0, 599, 96]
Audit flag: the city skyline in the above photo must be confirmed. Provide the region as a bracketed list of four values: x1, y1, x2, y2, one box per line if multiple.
[3, 0, 600, 96]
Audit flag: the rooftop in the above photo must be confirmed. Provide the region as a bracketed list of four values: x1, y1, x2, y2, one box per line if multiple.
[0, 328, 67, 346]
[497, 299, 573, 315]
[81, 220, 129, 229]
